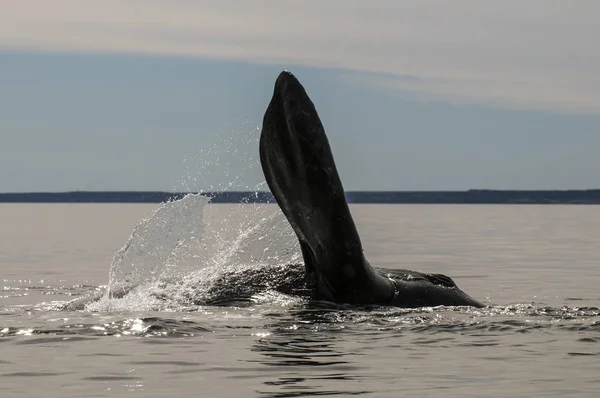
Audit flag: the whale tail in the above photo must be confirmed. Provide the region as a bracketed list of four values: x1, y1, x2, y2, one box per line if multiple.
[259, 71, 394, 304]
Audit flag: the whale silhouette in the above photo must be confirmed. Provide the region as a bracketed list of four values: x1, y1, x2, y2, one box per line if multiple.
[259, 71, 483, 308]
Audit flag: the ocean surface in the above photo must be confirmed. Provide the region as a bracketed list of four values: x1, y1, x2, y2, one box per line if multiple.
[1, 201, 600, 397]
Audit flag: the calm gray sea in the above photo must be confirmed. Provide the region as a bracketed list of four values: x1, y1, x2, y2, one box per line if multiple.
[1, 203, 600, 397]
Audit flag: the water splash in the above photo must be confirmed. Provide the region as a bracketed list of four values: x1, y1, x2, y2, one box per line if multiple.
[107, 193, 210, 298]
[90, 191, 301, 312]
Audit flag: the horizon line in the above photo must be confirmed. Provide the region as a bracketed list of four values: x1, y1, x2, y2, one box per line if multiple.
[1, 189, 600, 195]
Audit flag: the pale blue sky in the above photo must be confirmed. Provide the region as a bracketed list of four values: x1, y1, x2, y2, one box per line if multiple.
[1, 2, 599, 192]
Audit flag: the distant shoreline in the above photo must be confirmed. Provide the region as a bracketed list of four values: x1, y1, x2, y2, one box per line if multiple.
[1, 190, 599, 204]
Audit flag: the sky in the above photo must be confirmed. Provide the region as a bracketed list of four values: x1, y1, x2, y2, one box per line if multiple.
[1, 1, 599, 192]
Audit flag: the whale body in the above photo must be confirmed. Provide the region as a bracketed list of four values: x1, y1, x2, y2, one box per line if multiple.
[259, 71, 483, 308]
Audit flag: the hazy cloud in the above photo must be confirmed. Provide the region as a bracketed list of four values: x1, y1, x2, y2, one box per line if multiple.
[2, 1, 599, 113]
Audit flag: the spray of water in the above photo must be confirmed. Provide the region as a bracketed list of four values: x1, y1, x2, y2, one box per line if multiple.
[87, 124, 302, 311]
[106, 193, 210, 298]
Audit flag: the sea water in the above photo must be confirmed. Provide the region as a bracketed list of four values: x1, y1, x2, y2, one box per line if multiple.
[1, 202, 600, 397]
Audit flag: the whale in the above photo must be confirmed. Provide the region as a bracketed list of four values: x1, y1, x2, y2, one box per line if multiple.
[62, 70, 484, 311]
[259, 71, 483, 308]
